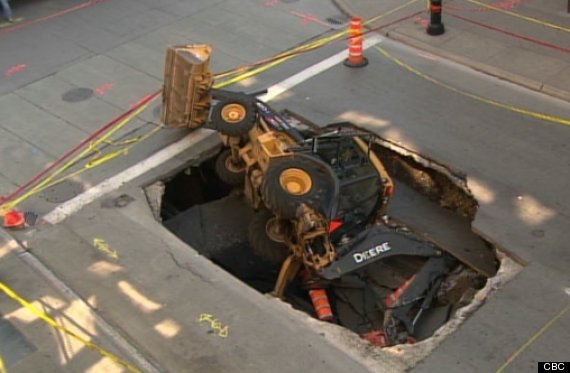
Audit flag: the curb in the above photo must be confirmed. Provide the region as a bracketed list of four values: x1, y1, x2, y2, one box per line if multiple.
[331, 0, 570, 104]
[0, 227, 162, 373]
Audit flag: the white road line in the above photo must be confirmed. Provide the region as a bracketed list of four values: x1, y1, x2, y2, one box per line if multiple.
[260, 35, 383, 102]
[43, 35, 383, 225]
[43, 129, 215, 224]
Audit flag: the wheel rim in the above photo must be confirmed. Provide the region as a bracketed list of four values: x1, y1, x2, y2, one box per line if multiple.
[225, 156, 245, 173]
[221, 103, 247, 123]
[279, 168, 312, 196]
[266, 217, 286, 243]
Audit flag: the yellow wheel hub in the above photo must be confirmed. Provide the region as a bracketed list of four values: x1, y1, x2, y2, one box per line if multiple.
[279, 168, 312, 196]
[221, 103, 247, 123]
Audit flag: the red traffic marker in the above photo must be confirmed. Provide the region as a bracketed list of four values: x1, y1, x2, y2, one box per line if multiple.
[3, 209, 25, 229]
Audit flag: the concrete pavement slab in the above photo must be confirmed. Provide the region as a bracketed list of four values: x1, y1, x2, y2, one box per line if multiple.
[0, 93, 87, 156]
[485, 46, 569, 84]
[140, 0, 226, 18]
[15, 75, 126, 133]
[0, 26, 92, 95]
[55, 55, 161, 110]
[0, 127, 55, 185]
[0, 232, 139, 373]
[161, 19, 283, 62]
[0, 174, 17, 197]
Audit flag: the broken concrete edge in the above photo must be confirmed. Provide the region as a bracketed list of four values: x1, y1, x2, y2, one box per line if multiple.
[277, 252, 523, 373]
[384, 30, 570, 104]
[0, 227, 163, 373]
[374, 136, 470, 196]
[139, 134, 520, 371]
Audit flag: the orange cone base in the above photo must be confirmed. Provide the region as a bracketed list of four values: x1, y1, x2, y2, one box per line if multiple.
[343, 56, 368, 68]
[3, 210, 25, 229]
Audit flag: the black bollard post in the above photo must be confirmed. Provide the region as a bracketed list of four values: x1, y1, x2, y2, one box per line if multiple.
[427, 0, 445, 36]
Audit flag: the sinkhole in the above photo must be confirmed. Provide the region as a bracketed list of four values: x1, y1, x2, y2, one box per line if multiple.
[150, 123, 510, 348]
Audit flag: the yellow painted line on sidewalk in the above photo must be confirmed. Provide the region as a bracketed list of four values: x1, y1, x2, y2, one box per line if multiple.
[0, 281, 142, 373]
[376, 46, 570, 127]
[465, 0, 570, 33]
[496, 302, 570, 373]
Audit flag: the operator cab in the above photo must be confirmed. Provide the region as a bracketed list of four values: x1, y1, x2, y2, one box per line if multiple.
[300, 128, 387, 241]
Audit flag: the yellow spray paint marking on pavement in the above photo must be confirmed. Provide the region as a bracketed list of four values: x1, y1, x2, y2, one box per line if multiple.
[375, 46, 570, 127]
[93, 238, 118, 260]
[0, 281, 142, 373]
[464, 0, 570, 33]
[197, 313, 229, 338]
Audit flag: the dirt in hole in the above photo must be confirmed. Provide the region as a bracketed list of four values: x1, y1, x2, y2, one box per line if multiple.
[373, 145, 478, 220]
[160, 157, 233, 220]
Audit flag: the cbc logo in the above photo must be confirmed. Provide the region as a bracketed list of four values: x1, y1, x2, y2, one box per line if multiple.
[542, 363, 566, 371]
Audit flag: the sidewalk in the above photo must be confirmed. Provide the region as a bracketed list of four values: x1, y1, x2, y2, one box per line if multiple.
[333, 0, 570, 102]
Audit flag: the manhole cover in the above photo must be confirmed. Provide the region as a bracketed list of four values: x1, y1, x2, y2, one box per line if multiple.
[41, 180, 85, 203]
[61, 87, 94, 103]
[326, 15, 348, 25]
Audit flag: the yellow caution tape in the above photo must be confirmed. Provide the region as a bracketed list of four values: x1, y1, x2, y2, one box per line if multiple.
[0, 281, 142, 373]
[86, 148, 129, 169]
[465, 0, 570, 33]
[375, 46, 570, 127]
[0, 102, 153, 213]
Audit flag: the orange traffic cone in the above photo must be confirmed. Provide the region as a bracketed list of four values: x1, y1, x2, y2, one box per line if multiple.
[343, 16, 368, 68]
[309, 289, 334, 321]
[3, 209, 25, 229]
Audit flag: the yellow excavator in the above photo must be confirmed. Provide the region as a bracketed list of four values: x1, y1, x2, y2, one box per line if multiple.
[160, 44, 496, 346]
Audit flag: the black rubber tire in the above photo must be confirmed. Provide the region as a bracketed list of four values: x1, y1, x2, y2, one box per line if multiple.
[248, 209, 289, 265]
[261, 156, 336, 219]
[210, 97, 256, 136]
[215, 149, 245, 186]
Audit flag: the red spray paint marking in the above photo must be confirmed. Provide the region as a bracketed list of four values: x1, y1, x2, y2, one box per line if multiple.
[290, 11, 330, 27]
[265, 0, 278, 8]
[4, 64, 27, 77]
[95, 82, 114, 96]
[0, 0, 105, 36]
[413, 16, 428, 28]
[447, 0, 528, 12]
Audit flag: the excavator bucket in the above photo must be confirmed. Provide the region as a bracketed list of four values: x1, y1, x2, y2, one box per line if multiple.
[161, 44, 213, 128]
